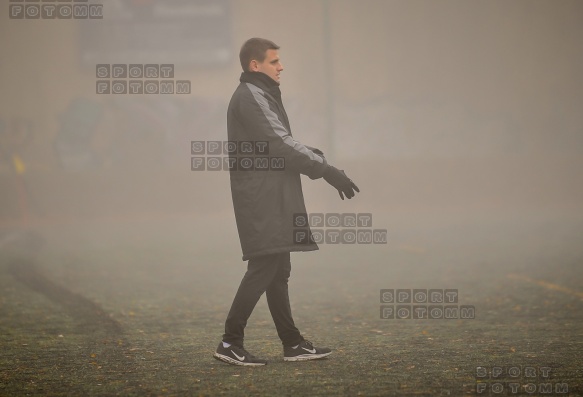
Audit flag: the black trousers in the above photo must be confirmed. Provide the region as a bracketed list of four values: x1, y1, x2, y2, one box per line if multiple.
[222, 252, 303, 348]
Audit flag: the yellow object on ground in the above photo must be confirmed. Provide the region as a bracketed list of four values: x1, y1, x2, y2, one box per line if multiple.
[13, 154, 25, 175]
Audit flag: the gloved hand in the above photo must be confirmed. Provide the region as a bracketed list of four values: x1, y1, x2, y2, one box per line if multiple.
[323, 165, 360, 200]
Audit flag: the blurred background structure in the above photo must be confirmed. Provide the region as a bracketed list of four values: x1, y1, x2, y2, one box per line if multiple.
[1, 1, 582, 395]
[1, 0, 581, 226]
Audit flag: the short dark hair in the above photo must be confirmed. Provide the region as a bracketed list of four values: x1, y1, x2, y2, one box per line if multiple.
[239, 38, 280, 72]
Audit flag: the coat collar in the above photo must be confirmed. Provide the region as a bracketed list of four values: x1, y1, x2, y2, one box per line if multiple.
[240, 71, 281, 96]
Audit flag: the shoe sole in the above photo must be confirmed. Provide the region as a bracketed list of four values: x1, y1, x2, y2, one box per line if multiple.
[214, 353, 267, 366]
[283, 352, 332, 361]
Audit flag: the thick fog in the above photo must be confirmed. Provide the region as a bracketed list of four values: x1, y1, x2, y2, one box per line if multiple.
[1, 1, 582, 394]
[2, 1, 581, 232]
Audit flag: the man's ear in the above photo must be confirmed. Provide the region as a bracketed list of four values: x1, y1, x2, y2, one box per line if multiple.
[249, 60, 259, 72]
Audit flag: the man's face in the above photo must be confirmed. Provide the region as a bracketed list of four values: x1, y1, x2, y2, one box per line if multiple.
[250, 49, 284, 83]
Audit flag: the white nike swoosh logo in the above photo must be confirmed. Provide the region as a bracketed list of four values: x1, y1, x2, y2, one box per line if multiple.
[231, 350, 245, 361]
[302, 347, 316, 353]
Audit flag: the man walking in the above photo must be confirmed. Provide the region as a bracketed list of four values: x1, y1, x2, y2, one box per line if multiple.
[214, 38, 359, 366]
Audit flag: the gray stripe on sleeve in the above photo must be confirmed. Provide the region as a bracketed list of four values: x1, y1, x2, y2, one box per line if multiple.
[246, 83, 324, 164]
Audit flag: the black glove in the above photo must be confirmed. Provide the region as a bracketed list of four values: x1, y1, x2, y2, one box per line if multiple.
[323, 165, 360, 200]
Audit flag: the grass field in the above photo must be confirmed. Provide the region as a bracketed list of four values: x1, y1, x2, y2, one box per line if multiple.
[1, 208, 582, 396]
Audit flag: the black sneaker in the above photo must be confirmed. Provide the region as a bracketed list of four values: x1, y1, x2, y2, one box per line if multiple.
[213, 342, 267, 366]
[283, 339, 332, 361]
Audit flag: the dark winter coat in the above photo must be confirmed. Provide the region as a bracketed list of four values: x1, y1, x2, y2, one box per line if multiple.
[227, 71, 328, 261]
